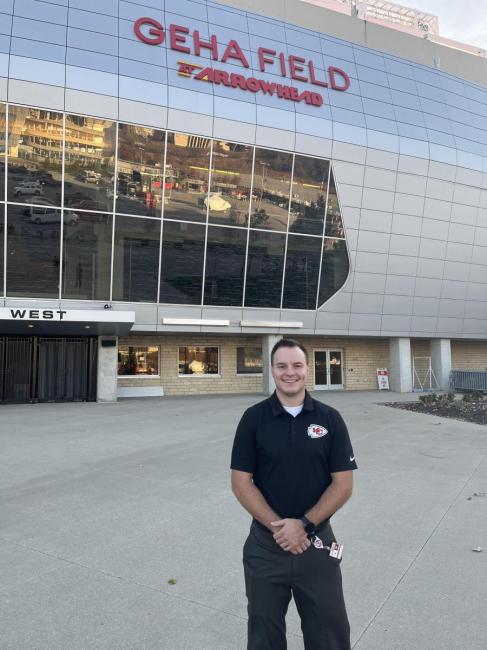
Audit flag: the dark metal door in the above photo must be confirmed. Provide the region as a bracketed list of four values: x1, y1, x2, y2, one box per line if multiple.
[3, 337, 34, 402]
[0, 336, 97, 403]
[36, 337, 97, 402]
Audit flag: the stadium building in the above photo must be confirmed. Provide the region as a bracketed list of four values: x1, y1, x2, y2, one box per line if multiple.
[0, 0, 487, 403]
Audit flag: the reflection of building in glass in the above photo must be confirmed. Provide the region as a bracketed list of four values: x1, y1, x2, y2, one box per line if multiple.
[64, 116, 115, 169]
[9, 108, 63, 167]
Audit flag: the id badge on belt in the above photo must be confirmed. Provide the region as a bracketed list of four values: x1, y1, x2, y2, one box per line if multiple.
[311, 535, 344, 560]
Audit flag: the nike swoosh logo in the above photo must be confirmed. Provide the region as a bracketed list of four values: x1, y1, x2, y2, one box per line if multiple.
[350, 456, 355, 462]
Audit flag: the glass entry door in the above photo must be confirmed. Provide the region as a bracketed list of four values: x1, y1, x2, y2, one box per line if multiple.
[314, 349, 343, 390]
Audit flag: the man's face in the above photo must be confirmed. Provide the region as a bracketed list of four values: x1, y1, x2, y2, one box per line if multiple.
[271, 346, 308, 399]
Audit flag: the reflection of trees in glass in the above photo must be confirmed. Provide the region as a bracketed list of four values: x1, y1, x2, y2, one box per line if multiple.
[325, 171, 345, 238]
[116, 125, 165, 217]
[290, 155, 329, 235]
[164, 133, 211, 223]
[250, 148, 292, 231]
[209, 141, 253, 226]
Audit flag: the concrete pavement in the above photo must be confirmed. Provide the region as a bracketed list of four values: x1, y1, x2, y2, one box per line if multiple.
[1, 391, 486, 649]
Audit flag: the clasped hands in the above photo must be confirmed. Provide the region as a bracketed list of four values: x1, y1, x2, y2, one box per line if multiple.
[270, 518, 311, 555]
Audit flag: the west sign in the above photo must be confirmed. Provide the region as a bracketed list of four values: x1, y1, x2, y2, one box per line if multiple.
[134, 17, 351, 108]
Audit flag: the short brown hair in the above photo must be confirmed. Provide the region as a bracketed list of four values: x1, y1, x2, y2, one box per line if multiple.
[271, 339, 308, 365]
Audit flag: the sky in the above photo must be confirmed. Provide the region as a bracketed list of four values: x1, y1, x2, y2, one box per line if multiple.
[399, 0, 487, 50]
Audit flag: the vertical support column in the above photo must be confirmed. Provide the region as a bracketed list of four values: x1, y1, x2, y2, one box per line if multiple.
[389, 337, 412, 393]
[97, 336, 118, 402]
[431, 338, 452, 391]
[262, 334, 282, 395]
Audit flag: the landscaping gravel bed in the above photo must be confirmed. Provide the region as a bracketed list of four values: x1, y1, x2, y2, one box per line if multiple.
[383, 394, 487, 426]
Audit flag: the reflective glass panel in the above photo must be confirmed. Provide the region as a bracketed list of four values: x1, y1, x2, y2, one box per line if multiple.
[0, 104, 6, 191]
[164, 132, 211, 223]
[116, 124, 165, 217]
[204, 225, 247, 306]
[250, 148, 292, 231]
[324, 170, 344, 238]
[62, 212, 112, 300]
[318, 239, 349, 306]
[245, 230, 286, 307]
[6, 203, 60, 298]
[282, 235, 321, 310]
[289, 155, 329, 235]
[64, 114, 116, 213]
[118, 345, 159, 375]
[208, 141, 253, 227]
[7, 106, 63, 205]
[236, 347, 263, 374]
[0, 204, 3, 295]
[178, 346, 219, 375]
[160, 220, 205, 304]
[112, 215, 160, 303]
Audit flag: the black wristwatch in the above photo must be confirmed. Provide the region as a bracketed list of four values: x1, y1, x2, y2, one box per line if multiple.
[300, 515, 316, 535]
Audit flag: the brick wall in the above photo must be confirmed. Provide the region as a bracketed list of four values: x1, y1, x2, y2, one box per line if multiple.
[117, 334, 391, 395]
[118, 335, 263, 396]
[296, 337, 390, 391]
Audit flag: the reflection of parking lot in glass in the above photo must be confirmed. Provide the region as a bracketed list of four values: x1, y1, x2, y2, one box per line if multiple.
[6, 204, 61, 298]
[163, 189, 207, 223]
[9, 166, 62, 205]
[64, 171, 113, 213]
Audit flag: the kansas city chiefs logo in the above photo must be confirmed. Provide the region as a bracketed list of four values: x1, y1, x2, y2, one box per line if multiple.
[307, 424, 328, 439]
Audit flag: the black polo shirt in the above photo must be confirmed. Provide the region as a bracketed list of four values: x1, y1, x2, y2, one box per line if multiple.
[231, 391, 357, 519]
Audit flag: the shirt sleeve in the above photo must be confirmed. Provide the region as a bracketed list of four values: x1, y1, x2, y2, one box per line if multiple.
[328, 409, 357, 473]
[230, 408, 257, 473]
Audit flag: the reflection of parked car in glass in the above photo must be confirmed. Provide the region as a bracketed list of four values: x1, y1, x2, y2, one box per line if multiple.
[29, 205, 78, 225]
[14, 181, 44, 197]
[79, 170, 102, 184]
[70, 198, 107, 212]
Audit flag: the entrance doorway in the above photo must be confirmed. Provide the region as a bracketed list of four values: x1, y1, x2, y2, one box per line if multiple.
[0, 336, 97, 403]
[313, 349, 344, 390]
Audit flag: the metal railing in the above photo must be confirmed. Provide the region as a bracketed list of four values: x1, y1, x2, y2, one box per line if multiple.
[450, 370, 487, 393]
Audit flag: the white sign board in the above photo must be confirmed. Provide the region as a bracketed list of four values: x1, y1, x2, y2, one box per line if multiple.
[377, 368, 390, 390]
[0, 308, 134, 324]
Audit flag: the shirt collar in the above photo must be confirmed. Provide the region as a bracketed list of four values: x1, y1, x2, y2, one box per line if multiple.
[269, 390, 315, 416]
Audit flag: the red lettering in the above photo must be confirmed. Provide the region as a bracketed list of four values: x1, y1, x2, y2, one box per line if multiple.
[170, 24, 190, 54]
[193, 30, 219, 60]
[213, 70, 231, 86]
[246, 77, 260, 92]
[289, 87, 299, 100]
[221, 40, 249, 68]
[134, 17, 165, 45]
[277, 85, 291, 99]
[328, 66, 350, 91]
[311, 92, 323, 106]
[194, 67, 214, 82]
[289, 55, 307, 82]
[308, 61, 328, 87]
[258, 47, 276, 72]
[278, 53, 286, 76]
[230, 73, 248, 90]
[258, 80, 276, 96]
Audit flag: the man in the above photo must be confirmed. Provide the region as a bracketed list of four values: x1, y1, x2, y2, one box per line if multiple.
[231, 338, 357, 650]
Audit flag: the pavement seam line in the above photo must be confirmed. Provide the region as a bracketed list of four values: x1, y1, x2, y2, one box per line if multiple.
[351, 450, 487, 649]
[0, 535, 307, 640]
[0, 536, 247, 623]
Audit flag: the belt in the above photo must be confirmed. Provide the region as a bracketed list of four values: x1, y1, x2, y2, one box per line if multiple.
[253, 517, 330, 535]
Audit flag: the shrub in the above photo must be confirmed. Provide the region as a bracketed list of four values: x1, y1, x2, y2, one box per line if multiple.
[462, 391, 485, 402]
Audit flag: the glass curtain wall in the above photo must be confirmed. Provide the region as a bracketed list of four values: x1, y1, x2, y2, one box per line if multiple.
[0, 103, 349, 308]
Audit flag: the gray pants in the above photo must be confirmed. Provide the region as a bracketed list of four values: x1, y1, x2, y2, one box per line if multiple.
[243, 520, 351, 650]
